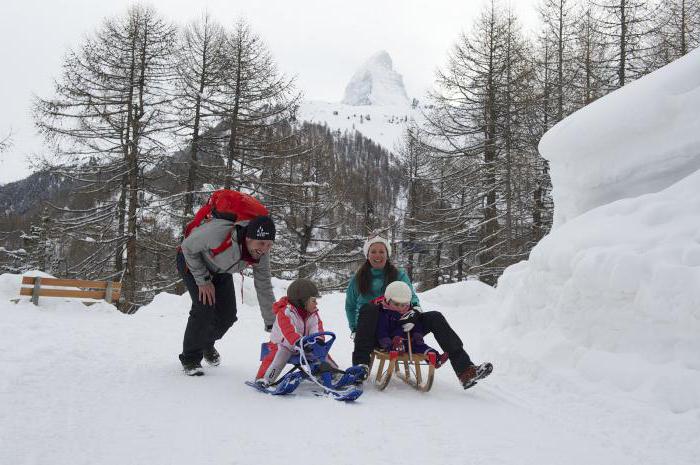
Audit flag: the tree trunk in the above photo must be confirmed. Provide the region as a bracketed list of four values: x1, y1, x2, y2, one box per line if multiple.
[226, 36, 243, 190]
[619, 0, 627, 87]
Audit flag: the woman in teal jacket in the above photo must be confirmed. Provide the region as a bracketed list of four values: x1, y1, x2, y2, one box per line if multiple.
[345, 234, 492, 390]
[345, 260, 417, 333]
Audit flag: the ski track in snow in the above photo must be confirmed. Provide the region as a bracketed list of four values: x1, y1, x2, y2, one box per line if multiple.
[2, 277, 697, 465]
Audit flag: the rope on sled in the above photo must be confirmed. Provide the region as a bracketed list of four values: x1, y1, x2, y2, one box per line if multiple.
[297, 342, 351, 397]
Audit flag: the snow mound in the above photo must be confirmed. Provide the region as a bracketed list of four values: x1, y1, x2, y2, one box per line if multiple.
[342, 50, 410, 106]
[491, 50, 700, 415]
[492, 133, 700, 414]
[540, 47, 700, 225]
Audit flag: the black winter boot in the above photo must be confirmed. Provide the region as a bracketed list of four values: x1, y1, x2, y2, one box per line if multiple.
[182, 360, 204, 376]
[203, 346, 221, 366]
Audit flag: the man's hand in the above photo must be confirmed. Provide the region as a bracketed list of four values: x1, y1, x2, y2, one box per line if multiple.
[198, 282, 216, 306]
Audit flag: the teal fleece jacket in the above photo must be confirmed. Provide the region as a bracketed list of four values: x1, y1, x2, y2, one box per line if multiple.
[344, 267, 420, 332]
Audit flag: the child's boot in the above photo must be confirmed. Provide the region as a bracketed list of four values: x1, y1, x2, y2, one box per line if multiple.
[458, 362, 493, 389]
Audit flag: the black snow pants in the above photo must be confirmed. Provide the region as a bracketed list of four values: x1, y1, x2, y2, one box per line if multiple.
[177, 251, 238, 365]
[352, 303, 473, 375]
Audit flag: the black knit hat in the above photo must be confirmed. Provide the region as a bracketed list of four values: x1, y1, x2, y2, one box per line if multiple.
[287, 278, 320, 310]
[246, 216, 276, 241]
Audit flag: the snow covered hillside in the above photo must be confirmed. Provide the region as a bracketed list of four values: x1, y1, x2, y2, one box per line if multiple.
[3, 273, 697, 465]
[298, 99, 416, 153]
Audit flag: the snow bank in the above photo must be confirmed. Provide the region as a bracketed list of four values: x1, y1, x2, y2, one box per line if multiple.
[491, 169, 700, 412]
[494, 48, 700, 413]
[539, 47, 700, 225]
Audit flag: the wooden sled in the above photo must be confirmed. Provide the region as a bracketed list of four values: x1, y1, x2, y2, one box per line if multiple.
[368, 339, 437, 392]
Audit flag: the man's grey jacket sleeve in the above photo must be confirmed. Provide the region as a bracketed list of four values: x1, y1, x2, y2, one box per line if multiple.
[180, 230, 212, 286]
[253, 254, 275, 326]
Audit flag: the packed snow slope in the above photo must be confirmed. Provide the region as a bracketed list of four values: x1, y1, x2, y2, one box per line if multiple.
[540, 47, 700, 225]
[2, 272, 698, 465]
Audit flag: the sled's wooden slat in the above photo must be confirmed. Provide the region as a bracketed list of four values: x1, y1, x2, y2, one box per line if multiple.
[373, 353, 394, 390]
[401, 362, 434, 392]
[21, 276, 121, 289]
[371, 350, 435, 392]
[414, 359, 423, 386]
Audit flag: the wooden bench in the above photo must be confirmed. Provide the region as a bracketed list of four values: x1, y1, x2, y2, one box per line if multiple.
[19, 276, 122, 306]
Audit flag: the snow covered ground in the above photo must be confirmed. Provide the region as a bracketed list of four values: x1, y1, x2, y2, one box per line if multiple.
[1, 271, 698, 465]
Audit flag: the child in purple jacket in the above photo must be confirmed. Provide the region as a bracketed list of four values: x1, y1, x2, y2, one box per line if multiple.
[375, 281, 449, 367]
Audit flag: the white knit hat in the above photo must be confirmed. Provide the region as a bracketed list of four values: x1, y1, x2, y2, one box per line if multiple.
[362, 235, 392, 258]
[384, 281, 412, 304]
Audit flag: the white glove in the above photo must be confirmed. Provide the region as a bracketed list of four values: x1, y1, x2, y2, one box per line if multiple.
[350, 331, 356, 340]
[399, 310, 417, 332]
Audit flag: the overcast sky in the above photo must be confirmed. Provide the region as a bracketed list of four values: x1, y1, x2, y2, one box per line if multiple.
[0, 0, 540, 184]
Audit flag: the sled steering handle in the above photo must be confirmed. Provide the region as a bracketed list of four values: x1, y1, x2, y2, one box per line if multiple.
[301, 331, 336, 346]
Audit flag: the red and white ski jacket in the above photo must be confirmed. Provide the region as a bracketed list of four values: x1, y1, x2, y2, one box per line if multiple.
[270, 296, 325, 351]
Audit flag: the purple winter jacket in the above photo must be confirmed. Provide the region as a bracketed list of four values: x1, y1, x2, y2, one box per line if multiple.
[375, 304, 437, 355]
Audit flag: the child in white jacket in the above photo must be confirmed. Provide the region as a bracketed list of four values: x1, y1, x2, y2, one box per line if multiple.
[255, 278, 330, 385]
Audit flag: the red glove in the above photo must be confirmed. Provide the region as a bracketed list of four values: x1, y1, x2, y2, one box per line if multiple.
[436, 352, 450, 368]
[391, 336, 405, 352]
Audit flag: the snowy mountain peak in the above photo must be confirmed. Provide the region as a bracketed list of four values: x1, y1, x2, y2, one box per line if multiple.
[341, 50, 409, 106]
[367, 49, 393, 69]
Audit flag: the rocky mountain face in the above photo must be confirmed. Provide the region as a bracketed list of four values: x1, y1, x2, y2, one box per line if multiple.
[341, 51, 410, 106]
